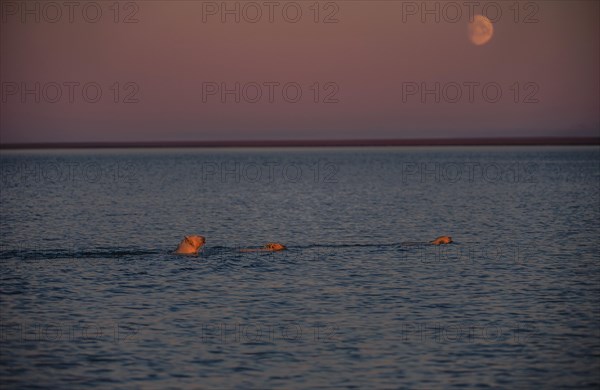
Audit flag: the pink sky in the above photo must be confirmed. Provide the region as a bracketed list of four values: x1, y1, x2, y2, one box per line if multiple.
[1, 0, 598, 143]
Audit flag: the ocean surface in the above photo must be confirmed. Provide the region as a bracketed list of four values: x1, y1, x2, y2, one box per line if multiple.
[1, 146, 599, 389]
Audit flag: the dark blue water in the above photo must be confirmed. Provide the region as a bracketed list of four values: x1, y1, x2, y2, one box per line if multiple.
[1, 147, 599, 388]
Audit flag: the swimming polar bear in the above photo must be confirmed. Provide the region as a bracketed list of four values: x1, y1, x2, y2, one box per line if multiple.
[264, 243, 287, 251]
[174, 235, 206, 255]
[239, 242, 287, 253]
[430, 236, 453, 245]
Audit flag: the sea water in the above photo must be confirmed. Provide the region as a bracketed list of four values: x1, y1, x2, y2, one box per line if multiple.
[1, 146, 599, 388]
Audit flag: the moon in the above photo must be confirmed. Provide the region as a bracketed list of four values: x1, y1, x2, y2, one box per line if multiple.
[468, 15, 494, 46]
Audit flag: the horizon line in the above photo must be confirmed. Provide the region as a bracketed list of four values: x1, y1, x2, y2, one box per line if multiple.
[1, 137, 599, 149]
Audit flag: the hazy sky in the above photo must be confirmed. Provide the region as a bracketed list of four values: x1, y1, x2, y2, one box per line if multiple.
[1, 0, 598, 143]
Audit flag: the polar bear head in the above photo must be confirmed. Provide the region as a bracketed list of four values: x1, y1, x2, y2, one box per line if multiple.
[264, 242, 287, 251]
[175, 235, 206, 255]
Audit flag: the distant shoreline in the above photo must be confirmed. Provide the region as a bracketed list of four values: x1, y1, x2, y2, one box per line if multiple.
[1, 137, 598, 149]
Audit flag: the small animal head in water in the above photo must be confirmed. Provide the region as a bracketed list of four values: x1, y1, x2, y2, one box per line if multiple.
[431, 236, 453, 245]
[175, 235, 206, 254]
[185, 235, 206, 248]
[264, 243, 287, 251]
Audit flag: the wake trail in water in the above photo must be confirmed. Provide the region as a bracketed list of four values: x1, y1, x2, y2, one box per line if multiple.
[0, 242, 453, 261]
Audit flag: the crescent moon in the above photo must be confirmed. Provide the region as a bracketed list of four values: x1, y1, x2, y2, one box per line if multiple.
[468, 15, 494, 46]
